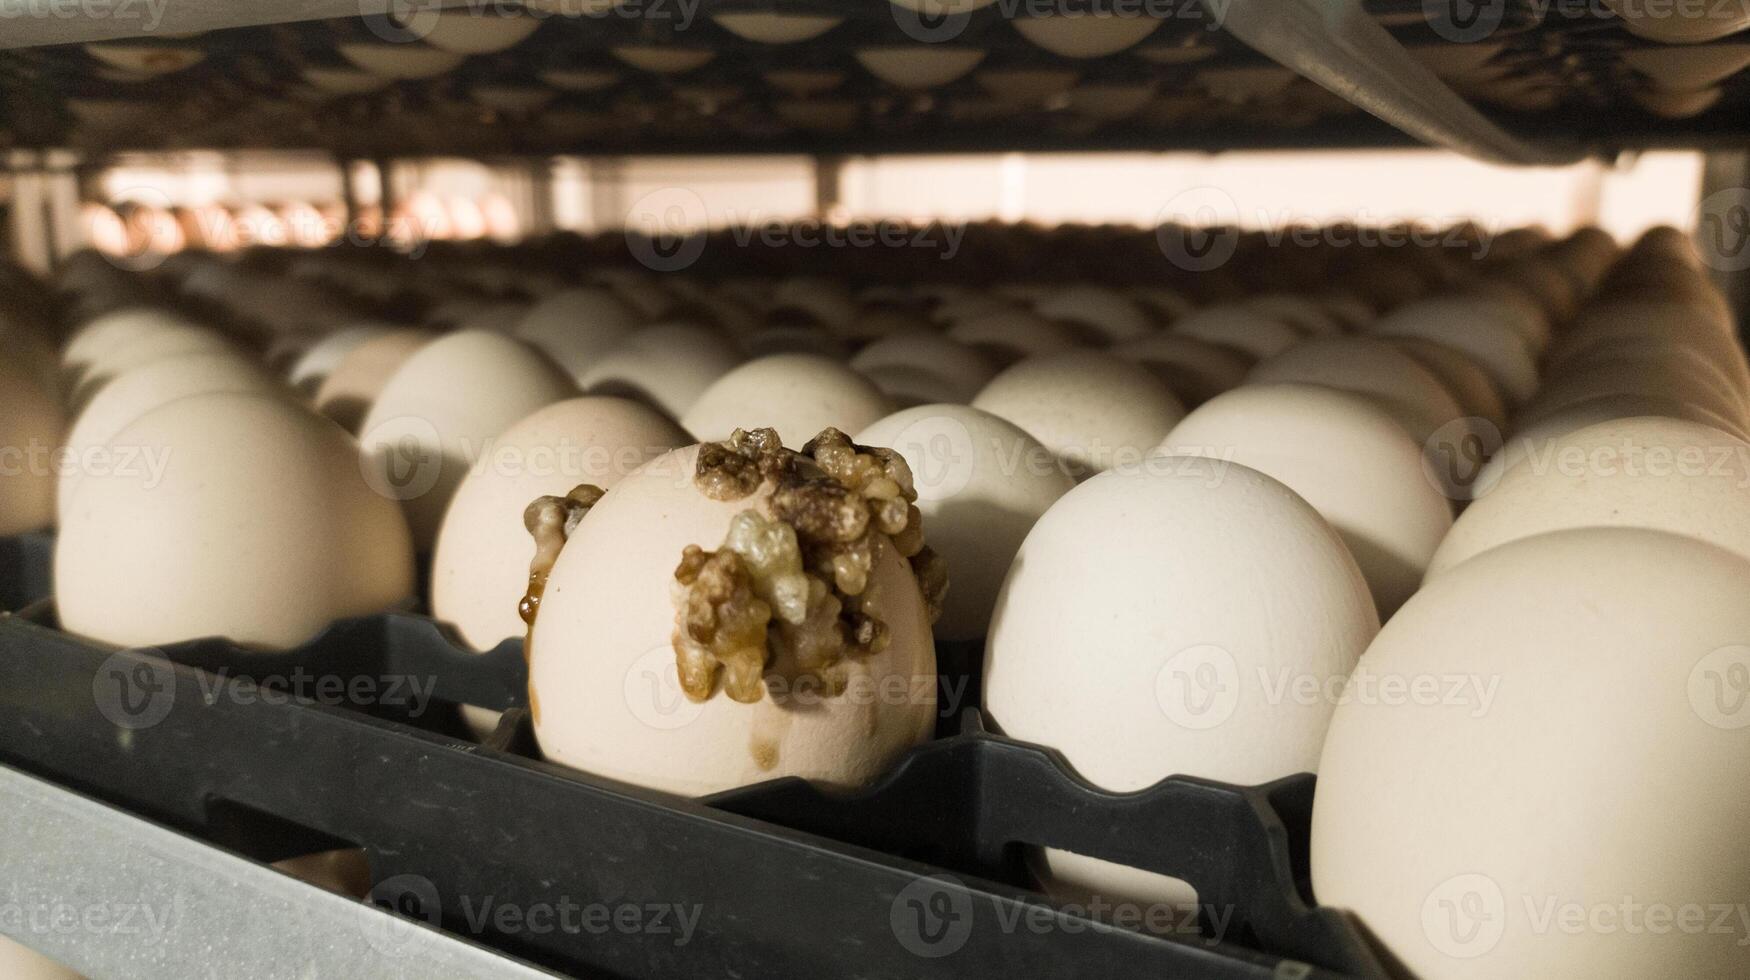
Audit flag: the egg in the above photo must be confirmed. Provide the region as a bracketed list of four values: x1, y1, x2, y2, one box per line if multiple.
[1313, 528, 1750, 980]
[359, 331, 577, 549]
[58, 352, 279, 516]
[408, 8, 541, 53]
[577, 322, 742, 420]
[946, 310, 1079, 366]
[971, 350, 1185, 477]
[0, 359, 63, 535]
[335, 42, 465, 79]
[712, 12, 842, 43]
[610, 46, 716, 74]
[1621, 43, 1750, 90]
[286, 325, 391, 394]
[849, 331, 996, 404]
[514, 287, 643, 382]
[738, 326, 850, 361]
[1164, 384, 1452, 617]
[1032, 285, 1156, 344]
[856, 405, 1075, 642]
[1246, 336, 1468, 446]
[61, 307, 202, 378]
[1011, 12, 1164, 58]
[1603, 0, 1750, 43]
[1111, 331, 1252, 407]
[854, 47, 986, 89]
[1521, 354, 1748, 433]
[1389, 337, 1510, 432]
[1428, 417, 1750, 578]
[1634, 85, 1725, 118]
[57, 393, 415, 649]
[0, 938, 80, 980]
[1364, 296, 1539, 404]
[681, 354, 893, 447]
[1482, 394, 1747, 482]
[432, 396, 687, 652]
[769, 278, 856, 331]
[985, 457, 1377, 905]
[1246, 293, 1344, 337]
[1170, 305, 1302, 359]
[313, 328, 438, 433]
[857, 365, 967, 409]
[529, 434, 940, 796]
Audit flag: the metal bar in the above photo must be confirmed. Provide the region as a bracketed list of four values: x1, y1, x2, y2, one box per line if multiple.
[0, 765, 557, 980]
[1216, 0, 1587, 166]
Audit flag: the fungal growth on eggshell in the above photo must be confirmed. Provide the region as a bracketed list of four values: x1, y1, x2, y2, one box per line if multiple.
[674, 427, 947, 705]
[519, 484, 607, 640]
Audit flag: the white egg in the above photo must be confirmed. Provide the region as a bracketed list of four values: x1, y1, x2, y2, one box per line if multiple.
[1389, 337, 1510, 432]
[359, 331, 577, 549]
[1430, 416, 1750, 577]
[1313, 527, 1750, 980]
[682, 353, 893, 447]
[1032, 285, 1156, 344]
[1364, 296, 1539, 404]
[0, 937, 80, 980]
[1170, 305, 1302, 359]
[408, 8, 541, 53]
[946, 310, 1080, 366]
[770, 278, 857, 331]
[1621, 43, 1750, 90]
[850, 331, 996, 404]
[1246, 293, 1345, 337]
[854, 47, 986, 88]
[57, 393, 415, 649]
[971, 350, 1186, 477]
[610, 46, 716, 74]
[856, 405, 1075, 641]
[985, 457, 1377, 905]
[0, 358, 63, 535]
[577, 322, 743, 420]
[313, 328, 438, 433]
[857, 364, 966, 409]
[529, 440, 937, 796]
[1112, 331, 1252, 406]
[432, 397, 688, 651]
[336, 42, 465, 80]
[1635, 84, 1725, 118]
[1604, 0, 1750, 43]
[1521, 354, 1748, 433]
[1166, 384, 1451, 617]
[287, 325, 393, 394]
[514, 287, 643, 382]
[1011, 12, 1164, 57]
[712, 12, 842, 43]
[1245, 335, 1468, 446]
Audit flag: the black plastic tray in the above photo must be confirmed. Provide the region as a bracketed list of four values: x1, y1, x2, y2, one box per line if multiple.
[0, 535, 1387, 980]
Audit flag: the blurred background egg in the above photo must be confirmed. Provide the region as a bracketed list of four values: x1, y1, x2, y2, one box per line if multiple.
[972, 350, 1185, 477]
[681, 353, 893, 446]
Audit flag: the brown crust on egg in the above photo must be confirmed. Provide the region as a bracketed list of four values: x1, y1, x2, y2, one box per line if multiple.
[671, 427, 948, 705]
[519, 484, 606, 649]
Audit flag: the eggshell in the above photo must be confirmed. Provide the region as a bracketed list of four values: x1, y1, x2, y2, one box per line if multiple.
[515, 287, 643, 382]
[1033, 285, 1155, 344]
[971, 351, 1185, 477]
[850, 331, 996, 404]
[1165, 384, 1451, 617]
[1246, 336, 1468, 446]
[770, 279, 856, 331]
[358, 331, 577, 549]
[1621, 43, 1750, 90]
[0, 359, 63, 535]
[712, 12, 842, 43]
[336, 42, 464, 79]
[57, 393, 415, 649]
[432, 397, 687, 651]
[1170, 305, 1302, 359]
[529, 444, 936, 796]
[577, 322, 742, 420]
[1604, 0, 1750, 43]
[681, 354, 892, 447]
[1389, 337, 1509, 432]
[0, 938, 80, 980]
[313, 329, 438, 433]
[946, 310, 1079, 366]
[985, 457, 1377, 903]
[1012, 12, 1163, 58]
[610, 46, 716, 74]
[1246, 294, 1344, 337]
[1634, 85, 1725, 118]
[1111, 331, 1252, 407]
[854, 47, 986, 88]
[1521, 354, 1748, 432]
[1429, 417, 1750, 578]
[1313, 527, 1750, 980]
[58, 352, 278, 516]
[287, 325, 391, 394]
[410, 9, 541, 53]
[1364, 296, 1539, 404]
[856, 405, 1075, 641]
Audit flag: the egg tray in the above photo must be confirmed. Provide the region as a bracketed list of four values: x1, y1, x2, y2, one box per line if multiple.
[0, 537, 1388, 980]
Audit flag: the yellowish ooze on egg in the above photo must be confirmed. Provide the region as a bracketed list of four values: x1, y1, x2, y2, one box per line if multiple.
[519, 485, 607, 643]
[673, 427, 947, 705]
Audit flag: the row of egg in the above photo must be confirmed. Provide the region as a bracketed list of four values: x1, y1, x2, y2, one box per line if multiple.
[3, 221, 1745, 977]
